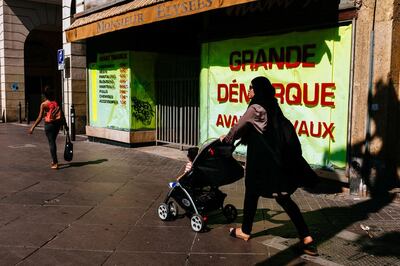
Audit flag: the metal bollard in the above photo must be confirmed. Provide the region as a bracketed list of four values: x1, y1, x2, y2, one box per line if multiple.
[25, 101, 29, 124]
[349, 159, 363, 196]
[18, 102, 22, 123]
[70, 104, 76, 141]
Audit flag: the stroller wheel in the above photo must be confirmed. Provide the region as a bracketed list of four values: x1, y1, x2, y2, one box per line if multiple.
[168, 201, 178, 219]
[223, 204, 237, 223]
[157, 203, 169, 221]
[190, 214, 204, 232]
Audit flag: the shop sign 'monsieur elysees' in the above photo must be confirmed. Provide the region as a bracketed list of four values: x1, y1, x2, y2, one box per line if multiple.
[66, 0, 257, 42]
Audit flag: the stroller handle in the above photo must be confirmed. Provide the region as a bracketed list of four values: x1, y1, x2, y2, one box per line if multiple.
[198, 137, 242, 153]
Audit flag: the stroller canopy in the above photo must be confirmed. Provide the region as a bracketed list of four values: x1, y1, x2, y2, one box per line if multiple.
[191, 139, 244, 188]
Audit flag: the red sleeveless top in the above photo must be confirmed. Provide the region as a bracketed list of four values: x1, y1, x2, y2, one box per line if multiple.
[44, 101, 60, 123]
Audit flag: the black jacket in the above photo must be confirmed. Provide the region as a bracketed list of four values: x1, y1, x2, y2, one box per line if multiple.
[225, 104, 298, 197]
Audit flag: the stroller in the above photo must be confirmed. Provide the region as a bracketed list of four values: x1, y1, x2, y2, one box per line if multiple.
[157, 139, 244, 232]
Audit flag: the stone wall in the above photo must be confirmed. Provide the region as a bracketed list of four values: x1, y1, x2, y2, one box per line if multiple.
[352, 0, 399, 183]
[62, 0, 87, 134]
[0, 0, 61, 122]
[391, 0, 400, 178]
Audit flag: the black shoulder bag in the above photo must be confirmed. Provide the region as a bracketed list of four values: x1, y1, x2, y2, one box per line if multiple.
[61, 109, 73, 162]
[64, 130, 73, 162]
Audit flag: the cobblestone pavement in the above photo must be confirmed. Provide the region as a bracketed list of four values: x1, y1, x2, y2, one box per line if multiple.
[1, 123, 399, 265]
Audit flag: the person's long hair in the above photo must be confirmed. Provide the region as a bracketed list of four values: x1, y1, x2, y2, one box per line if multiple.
[42, 86, 56, 101]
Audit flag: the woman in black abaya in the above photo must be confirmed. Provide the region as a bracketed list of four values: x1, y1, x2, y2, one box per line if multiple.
[221, 76, 318, 256]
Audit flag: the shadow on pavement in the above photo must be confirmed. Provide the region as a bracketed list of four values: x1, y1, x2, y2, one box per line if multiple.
[59, 159, 108, 168]
[303, 178, 345, 195]
[207, 208, 288, 228]
[356, 231, 400, 258]
[254, 77, 399, 264]
[253, 193, 395, 265]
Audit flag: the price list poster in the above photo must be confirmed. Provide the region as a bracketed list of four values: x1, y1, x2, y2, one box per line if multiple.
[89, 51, 132, 130]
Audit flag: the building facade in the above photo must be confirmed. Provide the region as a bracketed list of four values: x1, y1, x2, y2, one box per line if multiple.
[60, 0, 399, 192]
[0, 0, 62, 123]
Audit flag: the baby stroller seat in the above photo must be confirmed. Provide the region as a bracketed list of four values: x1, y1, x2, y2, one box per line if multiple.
[157, 139, 244, 232]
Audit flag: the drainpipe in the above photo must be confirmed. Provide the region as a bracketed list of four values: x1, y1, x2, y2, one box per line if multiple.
[365, 0, 377, 152]
[348, 17, 357, 194]
[350, 0, 377, 196]
[362, 0, 378, 194]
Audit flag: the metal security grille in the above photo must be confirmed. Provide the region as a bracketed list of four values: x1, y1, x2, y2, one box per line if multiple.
[155, 56, 199, 149]
[156, 79, 199, 148]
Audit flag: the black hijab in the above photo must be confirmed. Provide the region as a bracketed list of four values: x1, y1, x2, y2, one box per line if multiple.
[248, 76, 283, 119]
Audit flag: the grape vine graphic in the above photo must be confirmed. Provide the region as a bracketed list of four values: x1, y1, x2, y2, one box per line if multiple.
[132, 96, 154, 125]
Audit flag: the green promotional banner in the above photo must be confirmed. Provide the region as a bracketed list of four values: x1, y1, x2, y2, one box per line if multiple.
[131, 52, 156, 130]
[89, 51, 131, 130]
[89, 51, 156, 131]
[200, 25, 352, 168]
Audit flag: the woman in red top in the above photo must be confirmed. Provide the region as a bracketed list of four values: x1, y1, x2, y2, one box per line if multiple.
[29, 86, 65, 169]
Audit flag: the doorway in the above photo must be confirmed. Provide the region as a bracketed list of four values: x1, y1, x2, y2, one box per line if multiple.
[24, 30, 61, 120]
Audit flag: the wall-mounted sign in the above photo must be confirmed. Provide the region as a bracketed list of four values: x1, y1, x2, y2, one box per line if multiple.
[57, 49, 64, 70]
[11, 83, 19, 92]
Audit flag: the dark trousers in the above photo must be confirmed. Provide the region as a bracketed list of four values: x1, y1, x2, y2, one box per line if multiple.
[45, 122, 61, 164]
[241, 190, 310, 239]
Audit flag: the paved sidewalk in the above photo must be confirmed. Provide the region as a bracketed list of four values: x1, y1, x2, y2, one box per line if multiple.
[1, 123, 399, 265]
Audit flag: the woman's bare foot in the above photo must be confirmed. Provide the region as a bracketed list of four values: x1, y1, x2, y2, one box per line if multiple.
[303, 236, 313, 245]
[229, 227, 250, 241]
[51, 163, 58, 169]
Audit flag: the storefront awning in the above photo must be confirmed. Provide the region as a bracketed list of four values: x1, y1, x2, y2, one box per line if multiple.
[66, 0, 257, 42]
